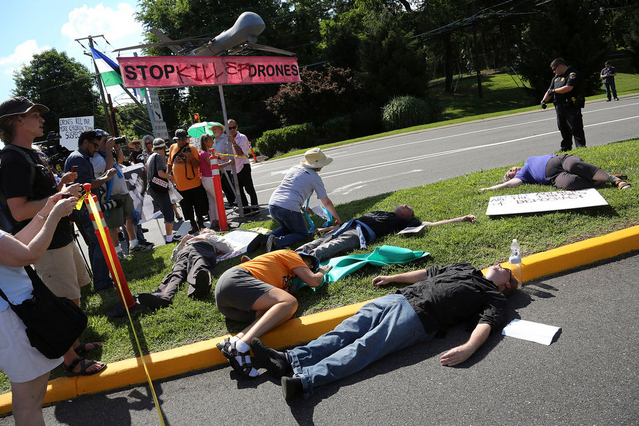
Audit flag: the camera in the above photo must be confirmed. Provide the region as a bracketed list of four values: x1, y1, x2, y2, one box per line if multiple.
[114, 136, 126, 144]
[181, 145, 191, 153]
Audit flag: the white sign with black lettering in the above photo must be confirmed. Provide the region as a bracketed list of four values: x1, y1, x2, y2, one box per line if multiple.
[148, 88, 163, 122]
[486, 188, 608, 216]
[59, 116, 94, 151]
[154, 120, 169, 140]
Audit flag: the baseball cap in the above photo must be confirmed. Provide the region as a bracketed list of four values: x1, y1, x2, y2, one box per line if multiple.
[0, 97, 49, 120]
[95, 129, 110, 137]
[175, 129, 188, 139]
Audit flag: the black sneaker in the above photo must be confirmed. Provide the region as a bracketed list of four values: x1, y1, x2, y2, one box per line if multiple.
[251, 338, 291, 379]
[190, 270, 211, 300]
[281, 376, 303, 401]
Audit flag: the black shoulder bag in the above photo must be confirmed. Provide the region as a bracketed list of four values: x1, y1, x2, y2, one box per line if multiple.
[0, 266, 87, 359]
[149, 154, 169, 193]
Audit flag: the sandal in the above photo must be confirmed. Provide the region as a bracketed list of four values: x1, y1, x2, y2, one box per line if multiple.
[74, 341, 103, 356]
[64, 358, 107, 377]
[612, 174, 628, 180]
[216, 337, 231, 352]
[614, 180, 631, 190]
[221, 341, 258, 378]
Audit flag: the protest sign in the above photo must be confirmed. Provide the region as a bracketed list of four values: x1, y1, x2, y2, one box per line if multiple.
[486, 188, 608, 216]
[59, 116, 94, 151]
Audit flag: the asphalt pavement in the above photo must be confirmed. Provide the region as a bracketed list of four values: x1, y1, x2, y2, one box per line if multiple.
[4, 251, 636, 426]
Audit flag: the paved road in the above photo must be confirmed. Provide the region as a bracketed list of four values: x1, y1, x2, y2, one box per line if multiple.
[5, 252, 636, 425]
[133, 96, 639, 249]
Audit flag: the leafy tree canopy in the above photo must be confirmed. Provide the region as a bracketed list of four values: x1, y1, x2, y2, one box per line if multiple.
[12, 49, 100, 136]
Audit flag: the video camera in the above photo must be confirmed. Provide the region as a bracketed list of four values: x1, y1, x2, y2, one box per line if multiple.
[35, 131, 71, 176]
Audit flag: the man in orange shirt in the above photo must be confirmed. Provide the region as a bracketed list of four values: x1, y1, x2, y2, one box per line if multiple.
[167, 129, 208, 234]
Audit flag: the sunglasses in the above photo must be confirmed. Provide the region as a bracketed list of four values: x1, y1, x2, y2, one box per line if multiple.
[551, 66, 558, 71]
[90, 142, 99, 148]
[228, 125, 237, 130]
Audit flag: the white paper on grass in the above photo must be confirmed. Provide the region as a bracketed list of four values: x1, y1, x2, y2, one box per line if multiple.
[311, 205, 329, 220]
[397, 223, 428, 234]
[502, 319, 561, 345]
[486, 188, 608, 216]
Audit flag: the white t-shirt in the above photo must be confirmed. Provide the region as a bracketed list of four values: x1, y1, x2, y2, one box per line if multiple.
[0, 231, 35, 312]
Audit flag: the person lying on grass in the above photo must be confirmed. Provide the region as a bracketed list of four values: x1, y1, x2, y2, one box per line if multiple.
[297, 204, 476, 261]
[251, 262, 517, 400]
[479, 154, 630, 192]
[215, 249, 331, 378]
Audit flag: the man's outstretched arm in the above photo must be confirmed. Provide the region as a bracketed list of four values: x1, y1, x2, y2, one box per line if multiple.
[439, 323, 491, 366]
[423, 214, 475, 227]
[372, 269, 429, 286]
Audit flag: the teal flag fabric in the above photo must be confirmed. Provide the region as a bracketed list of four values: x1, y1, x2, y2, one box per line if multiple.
[294, 245, 429, 291]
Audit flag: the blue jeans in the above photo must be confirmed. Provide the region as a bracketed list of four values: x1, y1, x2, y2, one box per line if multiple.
[76, 207, 114, 291]
[268, 204, 309, 248]
[287, 294, 434, 398]
[604, 81, 618, 100]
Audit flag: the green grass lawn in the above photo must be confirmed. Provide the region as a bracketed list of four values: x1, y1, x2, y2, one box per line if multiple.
[1, 138, 636, 393]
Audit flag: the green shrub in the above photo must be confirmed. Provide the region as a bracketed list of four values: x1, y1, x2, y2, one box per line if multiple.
[320, 116, 352, 142]
[255, 123, 318, 158]
[381, 95, 444, 131]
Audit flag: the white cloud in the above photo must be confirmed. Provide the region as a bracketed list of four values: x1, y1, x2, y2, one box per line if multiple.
[61, 3, 143, 46]
[0, 40, 50, 74]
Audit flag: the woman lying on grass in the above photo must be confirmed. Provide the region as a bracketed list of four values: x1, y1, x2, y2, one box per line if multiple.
[479, 154, 630, 192]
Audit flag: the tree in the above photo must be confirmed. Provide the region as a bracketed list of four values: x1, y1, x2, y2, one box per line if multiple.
[517, 0, 607, 97]
[12, 49, 100, 136]
[265, 66, 362, 126]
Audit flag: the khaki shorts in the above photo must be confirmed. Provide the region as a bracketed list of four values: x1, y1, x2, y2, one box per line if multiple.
[35, 242, 90, 300]
[104, 193, 134, 229]
[0, 308, 62, 383]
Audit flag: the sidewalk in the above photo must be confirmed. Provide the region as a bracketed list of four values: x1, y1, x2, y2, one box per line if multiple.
[1, 224, 638, 415]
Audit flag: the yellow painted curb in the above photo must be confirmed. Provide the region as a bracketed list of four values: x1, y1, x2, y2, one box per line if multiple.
[1, 225, 638, 416]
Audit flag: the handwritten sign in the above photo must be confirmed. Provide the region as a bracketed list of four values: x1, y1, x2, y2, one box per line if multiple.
[117, 56, 301, 88]
[59, 116, 94, 151]
[486, 188, 608, 216]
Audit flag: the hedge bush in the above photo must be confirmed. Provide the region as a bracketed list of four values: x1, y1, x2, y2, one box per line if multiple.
[254, 123, 318, 158]
[320, 116, 352, 142]
[381, 95, 443, 131]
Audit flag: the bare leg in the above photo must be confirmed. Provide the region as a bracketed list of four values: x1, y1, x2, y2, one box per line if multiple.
[239, 288, 298, 345]
[164, 221, 174, 237]
[11, 373, 50, 426]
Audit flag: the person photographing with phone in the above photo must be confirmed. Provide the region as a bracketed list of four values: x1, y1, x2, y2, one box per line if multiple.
[167, 129, 209, 234]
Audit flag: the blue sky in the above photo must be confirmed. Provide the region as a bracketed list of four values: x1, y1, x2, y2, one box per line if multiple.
[0, 1, 144, 107]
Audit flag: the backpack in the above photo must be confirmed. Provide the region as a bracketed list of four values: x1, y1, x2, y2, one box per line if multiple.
[0, 145, 38, 232]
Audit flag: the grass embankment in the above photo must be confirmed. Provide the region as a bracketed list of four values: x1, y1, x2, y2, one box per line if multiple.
[0, 68, 637, 393]
[1, 139, 636, 393]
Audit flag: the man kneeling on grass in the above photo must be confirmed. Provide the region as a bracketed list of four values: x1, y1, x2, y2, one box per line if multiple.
[251, 262, 517, 400]
[296, 204, 475, 261]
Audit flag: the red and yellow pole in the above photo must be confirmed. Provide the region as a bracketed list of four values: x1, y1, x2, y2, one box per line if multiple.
[80, 183, 135, 309]
[209, 152, 228, 231]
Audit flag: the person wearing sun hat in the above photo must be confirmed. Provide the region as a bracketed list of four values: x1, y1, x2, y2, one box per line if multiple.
[128, 138, 145, 165]
[266, 148, 342, 251]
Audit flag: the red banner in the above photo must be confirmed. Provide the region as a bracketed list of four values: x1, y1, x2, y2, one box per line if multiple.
[117, 56, 300, 88]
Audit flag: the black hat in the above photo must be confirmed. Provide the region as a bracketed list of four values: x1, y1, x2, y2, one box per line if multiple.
[175, 129, 188, 139]
[296, 251, 321, 273]
[0, 97, 49, 120]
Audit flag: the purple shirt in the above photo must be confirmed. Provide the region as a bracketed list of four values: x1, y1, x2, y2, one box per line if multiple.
[514, 155, 556, 185]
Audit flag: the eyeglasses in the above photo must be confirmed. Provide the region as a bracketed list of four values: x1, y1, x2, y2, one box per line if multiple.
[90, 142, 99, 148]
[228, 125, 237, 130]
[551, 66, 558, 71]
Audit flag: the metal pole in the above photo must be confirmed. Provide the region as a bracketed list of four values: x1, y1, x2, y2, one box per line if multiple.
[218, 85, 244, 219]
[87, 37, 114, 135]
[135, 52, 157, 136]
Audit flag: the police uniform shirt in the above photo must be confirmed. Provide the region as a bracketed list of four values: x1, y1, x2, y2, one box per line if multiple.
[550, 66, 581, 105]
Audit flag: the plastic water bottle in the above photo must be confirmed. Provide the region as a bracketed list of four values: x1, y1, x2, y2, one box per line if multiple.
[509, 239, 523, 287]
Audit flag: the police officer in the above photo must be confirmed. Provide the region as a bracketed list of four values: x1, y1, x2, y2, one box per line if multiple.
[541, 58, 586, 151]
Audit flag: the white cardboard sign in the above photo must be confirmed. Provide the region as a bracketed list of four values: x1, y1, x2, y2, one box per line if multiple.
[486, 188, 608, 216]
